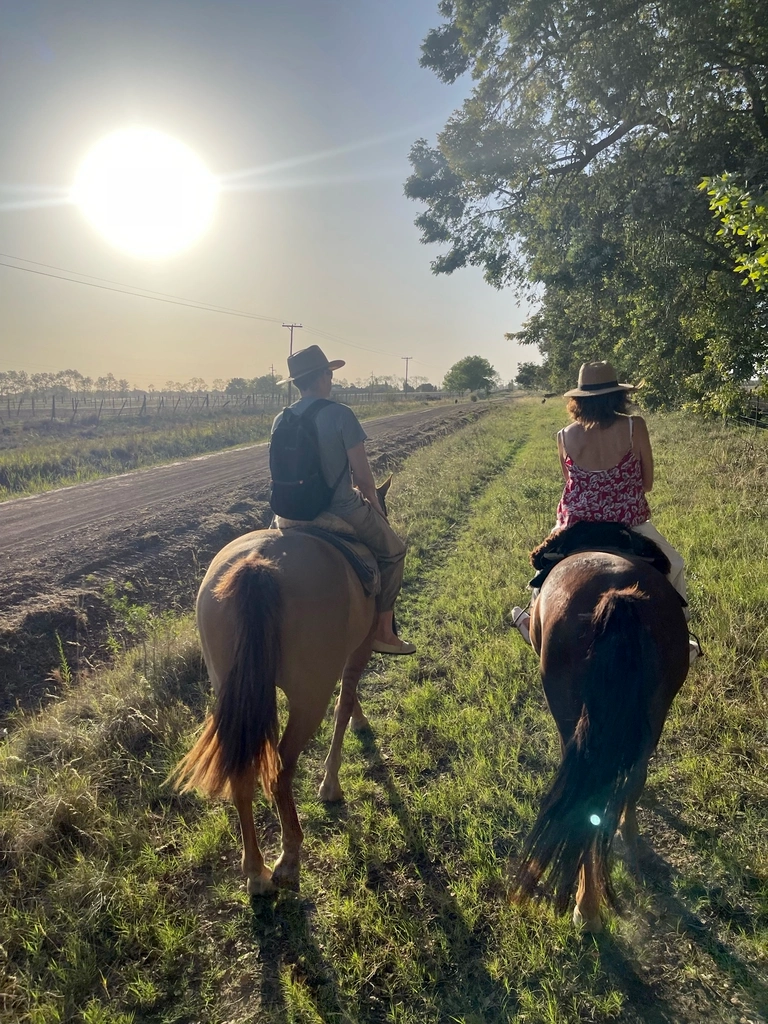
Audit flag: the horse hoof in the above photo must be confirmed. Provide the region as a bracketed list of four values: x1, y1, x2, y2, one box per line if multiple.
[318, 778, 344, 803]
[351, 714, 371, 734]
[271, 868, 300, 891]
[247, 869, 273, 897]
[573, 905, 603, 934]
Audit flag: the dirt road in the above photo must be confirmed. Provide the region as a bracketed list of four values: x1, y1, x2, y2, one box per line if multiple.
[0, 401, 494, 716]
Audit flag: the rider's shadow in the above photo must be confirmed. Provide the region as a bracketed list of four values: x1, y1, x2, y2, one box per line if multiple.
[250, 891, 353, 1024]
[352, 725, 520, 1019]
[630, 812, 768, 1013]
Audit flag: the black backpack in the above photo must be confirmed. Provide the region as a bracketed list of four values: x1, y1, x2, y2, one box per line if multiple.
[269, 399, 347, 520]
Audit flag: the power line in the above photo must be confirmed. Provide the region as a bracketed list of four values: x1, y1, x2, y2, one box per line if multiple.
[0, 251, 442, 375]
[0, 256, 285, 324]
[0, 252, 286, 322]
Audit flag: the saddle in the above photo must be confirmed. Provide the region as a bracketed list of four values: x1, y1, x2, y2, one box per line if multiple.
[274, 513, 380, 597]
[528, 522, 672, 591]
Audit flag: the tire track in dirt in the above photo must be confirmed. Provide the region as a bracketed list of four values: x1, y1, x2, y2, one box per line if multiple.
[0, 401, 503, 718]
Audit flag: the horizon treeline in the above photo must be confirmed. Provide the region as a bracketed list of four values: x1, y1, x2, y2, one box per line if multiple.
[0, 368, 437, 397]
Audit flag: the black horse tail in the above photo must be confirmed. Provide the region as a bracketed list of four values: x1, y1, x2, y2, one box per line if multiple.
[514, 585, 656, 912]
[172, 552, 283, 800]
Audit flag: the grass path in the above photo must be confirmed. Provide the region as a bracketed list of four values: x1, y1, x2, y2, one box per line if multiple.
[1, 401, 766, 1023]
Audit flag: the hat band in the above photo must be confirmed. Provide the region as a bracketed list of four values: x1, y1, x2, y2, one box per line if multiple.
[579, 380, 619, 391]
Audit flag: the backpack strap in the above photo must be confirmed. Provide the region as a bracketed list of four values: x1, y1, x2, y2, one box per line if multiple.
[300, 399, 348, 494]
[300, 398, 335, 422]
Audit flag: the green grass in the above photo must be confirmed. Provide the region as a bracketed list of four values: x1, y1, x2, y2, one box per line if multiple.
[1, 401, 766, 1023]
[0, 397, 455, 500]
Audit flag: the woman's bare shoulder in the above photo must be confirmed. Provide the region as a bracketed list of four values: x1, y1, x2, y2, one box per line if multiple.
[631, 415, 649, 435]
[561, 421, 583, 438]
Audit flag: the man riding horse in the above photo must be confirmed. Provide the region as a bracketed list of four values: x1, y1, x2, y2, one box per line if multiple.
[173, 345, 415, 892]
[272, 344, 415, 656]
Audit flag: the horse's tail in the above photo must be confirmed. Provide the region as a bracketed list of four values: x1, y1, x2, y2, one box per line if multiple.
[173, 552, 283, 800]
[514, 585, 656, 912]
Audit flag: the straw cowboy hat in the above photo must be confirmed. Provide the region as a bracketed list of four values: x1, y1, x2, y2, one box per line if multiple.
[564, 361, 636, 398]
[277, 345, 346, 385]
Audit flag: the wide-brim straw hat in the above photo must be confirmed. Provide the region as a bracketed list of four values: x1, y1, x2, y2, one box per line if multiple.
[563, 361, 636, 398]
[277, 344, 345, 385]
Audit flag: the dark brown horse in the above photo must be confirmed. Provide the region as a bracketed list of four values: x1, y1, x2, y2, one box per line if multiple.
[513, 550, 689, 931]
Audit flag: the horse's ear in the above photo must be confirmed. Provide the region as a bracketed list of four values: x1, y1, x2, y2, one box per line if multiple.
[377, 475, 393, 498]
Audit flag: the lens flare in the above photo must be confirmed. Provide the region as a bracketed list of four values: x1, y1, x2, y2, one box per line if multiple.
[589, 814, 602, 826]
[71, 128, 218, 259]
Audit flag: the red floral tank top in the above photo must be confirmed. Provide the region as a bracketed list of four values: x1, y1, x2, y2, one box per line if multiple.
[556, 418, 651, 529]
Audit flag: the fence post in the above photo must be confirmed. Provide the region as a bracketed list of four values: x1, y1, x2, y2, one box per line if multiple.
[51, 395, 56, 420]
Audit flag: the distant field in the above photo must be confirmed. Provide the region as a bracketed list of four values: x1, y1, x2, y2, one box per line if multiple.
[0, 394, 459, 499]
[0, 400, 765, 1024]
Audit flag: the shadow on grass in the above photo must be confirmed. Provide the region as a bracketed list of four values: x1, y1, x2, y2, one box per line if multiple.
[251, 891, 354, 1024]
[632, 828, 768, 1014]
[353, 724, 520, 1020]
[591, 934, 680, 1024]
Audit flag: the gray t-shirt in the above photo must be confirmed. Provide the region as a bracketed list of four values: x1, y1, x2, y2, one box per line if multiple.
[271, 397, 367, 516]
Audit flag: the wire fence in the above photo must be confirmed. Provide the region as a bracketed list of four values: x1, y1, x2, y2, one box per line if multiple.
[735, 391, 768, 429]
[0, 389, 457, 424]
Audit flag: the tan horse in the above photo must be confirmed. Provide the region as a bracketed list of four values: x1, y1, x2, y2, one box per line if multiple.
[173, 481, 392, 893]
[511, 551, 689, 932]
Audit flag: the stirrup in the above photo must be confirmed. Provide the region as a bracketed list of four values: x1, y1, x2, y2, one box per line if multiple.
[511, 606, 531, 645]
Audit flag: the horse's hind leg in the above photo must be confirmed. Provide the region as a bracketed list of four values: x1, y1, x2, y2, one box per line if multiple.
[231, 765, 273, 896]
[574, 851, 603, 933]
[620, 762, 649, 873]
[319, 637, 373, 802]
[271, 704, 327, 888]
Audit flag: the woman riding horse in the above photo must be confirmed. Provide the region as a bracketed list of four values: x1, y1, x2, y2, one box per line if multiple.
[513, 361, 697, 662]
[510, 362, 694, 929]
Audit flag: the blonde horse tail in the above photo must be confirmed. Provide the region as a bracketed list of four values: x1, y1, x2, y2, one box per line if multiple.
[173, 552, 283, 800]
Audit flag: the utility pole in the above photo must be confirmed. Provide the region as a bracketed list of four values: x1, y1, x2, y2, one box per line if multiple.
[402, 356, 412, 394]
[282, 323, 303, 404]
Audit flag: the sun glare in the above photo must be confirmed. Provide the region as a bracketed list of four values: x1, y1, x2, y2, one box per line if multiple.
[71, 127, 219, 258]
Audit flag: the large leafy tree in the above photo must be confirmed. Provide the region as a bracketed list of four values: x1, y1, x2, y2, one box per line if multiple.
[406, 0, 768, 409]
[703, 173, 768, 292]
[443, 355, 499, 391]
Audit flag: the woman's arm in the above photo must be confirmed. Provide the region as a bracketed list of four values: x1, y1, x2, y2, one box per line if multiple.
[633, 417, 654, 492]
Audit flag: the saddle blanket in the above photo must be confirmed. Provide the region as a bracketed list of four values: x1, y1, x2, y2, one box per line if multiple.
[275, 513, 380, 597]
[528, 521, 672, 590]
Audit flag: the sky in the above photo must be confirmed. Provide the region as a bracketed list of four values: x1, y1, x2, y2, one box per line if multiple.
[0, 1, 533, 390]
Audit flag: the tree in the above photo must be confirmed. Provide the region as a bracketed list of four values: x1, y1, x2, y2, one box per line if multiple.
[443, 356, 499, 392]
[225, 377, 250, 394]
[702, 174, 768, 292]
[515, 362, 550, 391]
[406, 0, 768, 409]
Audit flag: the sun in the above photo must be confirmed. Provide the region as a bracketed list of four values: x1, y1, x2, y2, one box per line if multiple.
[71, 127, 219, 259]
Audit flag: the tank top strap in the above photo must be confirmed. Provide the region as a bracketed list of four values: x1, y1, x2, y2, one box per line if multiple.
[557, 428, 568, 459]
[628, 416, 634, 447]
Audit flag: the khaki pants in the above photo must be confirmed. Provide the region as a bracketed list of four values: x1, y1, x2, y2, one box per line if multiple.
[340, 500, 406, 612]
[631, 520, 688, 612]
